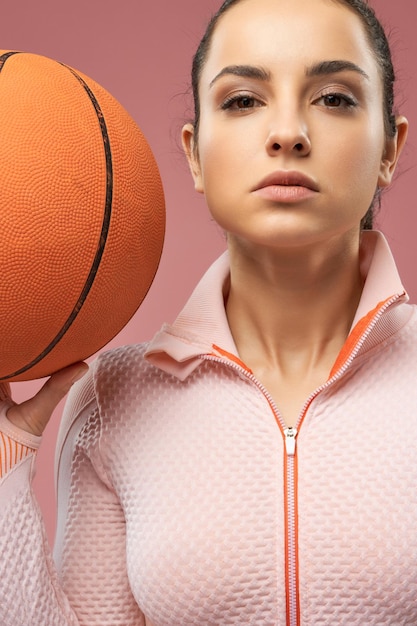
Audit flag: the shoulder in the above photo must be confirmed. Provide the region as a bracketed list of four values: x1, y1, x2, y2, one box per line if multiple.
[94, 342, 151, 382]
[57, 343, 152, 452]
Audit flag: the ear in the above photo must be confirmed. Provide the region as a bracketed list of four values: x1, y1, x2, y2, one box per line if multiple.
[181, 123, 204, 194]
[378, 116, 409, 188]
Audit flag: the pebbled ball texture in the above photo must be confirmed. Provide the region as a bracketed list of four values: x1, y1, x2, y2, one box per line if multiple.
[0, 50, 165, 381]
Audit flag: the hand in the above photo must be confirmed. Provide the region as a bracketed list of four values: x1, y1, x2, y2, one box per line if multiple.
[6, 362, 89, 437]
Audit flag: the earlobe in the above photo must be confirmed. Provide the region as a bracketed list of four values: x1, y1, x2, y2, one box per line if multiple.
[378, 116, 409, 188]
[181, 123, 204, 194]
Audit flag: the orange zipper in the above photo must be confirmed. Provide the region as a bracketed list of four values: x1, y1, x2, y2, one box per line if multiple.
[204, 292, 404, 625]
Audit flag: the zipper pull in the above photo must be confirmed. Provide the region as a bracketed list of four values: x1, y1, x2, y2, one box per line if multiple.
[284, 427, 298, 456]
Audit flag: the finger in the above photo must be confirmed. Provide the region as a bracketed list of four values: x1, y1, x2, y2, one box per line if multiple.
[36, 362, 89, 411]
[7, 362, 88, 436]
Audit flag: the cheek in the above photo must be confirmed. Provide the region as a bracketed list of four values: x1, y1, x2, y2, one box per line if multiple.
[197, 130, 249, 200]
[197, 113, 260, 183]
[196, 136, 243, 229]
[326, 122, 385, 198]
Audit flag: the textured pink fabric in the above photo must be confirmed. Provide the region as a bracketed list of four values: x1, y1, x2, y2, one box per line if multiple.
[0, 231, 417, 625]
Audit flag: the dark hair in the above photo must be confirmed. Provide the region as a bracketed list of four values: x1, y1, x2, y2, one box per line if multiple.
[190, 0, 398, 230]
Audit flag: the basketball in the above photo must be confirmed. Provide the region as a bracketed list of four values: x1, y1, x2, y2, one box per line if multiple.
[0, 51, 165, 382]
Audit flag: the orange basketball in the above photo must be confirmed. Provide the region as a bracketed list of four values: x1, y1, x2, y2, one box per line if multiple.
[0, 51, 165, 382]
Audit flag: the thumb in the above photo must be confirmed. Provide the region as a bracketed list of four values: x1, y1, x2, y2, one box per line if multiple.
[7, 362, 89, 437]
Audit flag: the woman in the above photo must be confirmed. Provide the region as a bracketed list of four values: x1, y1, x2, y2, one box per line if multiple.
[0, 0, 415, 624]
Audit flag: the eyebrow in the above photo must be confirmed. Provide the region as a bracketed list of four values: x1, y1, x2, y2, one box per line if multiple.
[209, 60, 369, 88]
[209, 65, 271, 88]
[306, 60, 370, 81]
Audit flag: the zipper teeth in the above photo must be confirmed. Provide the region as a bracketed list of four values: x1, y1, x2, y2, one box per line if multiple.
[286, 457, 298, 626]
[295, 293, 402, 429]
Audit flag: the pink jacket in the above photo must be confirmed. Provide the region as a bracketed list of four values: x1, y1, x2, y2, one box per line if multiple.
[0, 230, 416, 626]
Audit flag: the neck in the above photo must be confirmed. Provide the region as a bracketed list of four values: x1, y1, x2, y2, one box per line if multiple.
[225, 231, 364, 376]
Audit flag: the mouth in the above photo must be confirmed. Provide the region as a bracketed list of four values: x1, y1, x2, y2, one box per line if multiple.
[252, 170, 319, 203]
[253, 170, 320, 192]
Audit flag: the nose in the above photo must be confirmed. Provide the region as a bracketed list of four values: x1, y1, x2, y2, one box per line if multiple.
[265, 110, 311, 157]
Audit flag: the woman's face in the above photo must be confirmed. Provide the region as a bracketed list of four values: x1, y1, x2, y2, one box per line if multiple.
[183, 0, 407, 251]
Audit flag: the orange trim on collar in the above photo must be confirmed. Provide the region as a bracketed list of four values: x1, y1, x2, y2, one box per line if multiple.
[211, 344, 254, 374]
[329, 297, 393, 378]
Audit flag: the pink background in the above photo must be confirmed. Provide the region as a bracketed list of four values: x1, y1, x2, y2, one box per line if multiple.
[1, 0, 416, 542]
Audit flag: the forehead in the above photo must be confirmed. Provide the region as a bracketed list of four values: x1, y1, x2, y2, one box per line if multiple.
[202, 0, 378, 82]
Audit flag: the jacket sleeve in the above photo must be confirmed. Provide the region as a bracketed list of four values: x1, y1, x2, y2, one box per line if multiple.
[0, 371, 145, 626]
[0, 430, 79, 625]
[0, 383, 39, 479]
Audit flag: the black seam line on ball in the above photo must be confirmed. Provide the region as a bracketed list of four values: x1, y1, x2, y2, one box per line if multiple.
[1, 57, 114, 379]
[0, 50, 23, 70]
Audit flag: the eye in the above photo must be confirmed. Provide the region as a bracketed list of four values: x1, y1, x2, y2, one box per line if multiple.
[315, 92, 357, 109]
[220, 93, 263, 111]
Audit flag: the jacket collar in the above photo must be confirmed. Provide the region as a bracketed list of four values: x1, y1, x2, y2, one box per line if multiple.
[145, 231, 408, 380]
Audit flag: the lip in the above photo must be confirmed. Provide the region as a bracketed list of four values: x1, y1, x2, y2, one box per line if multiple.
[253, 170, 320, 192]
